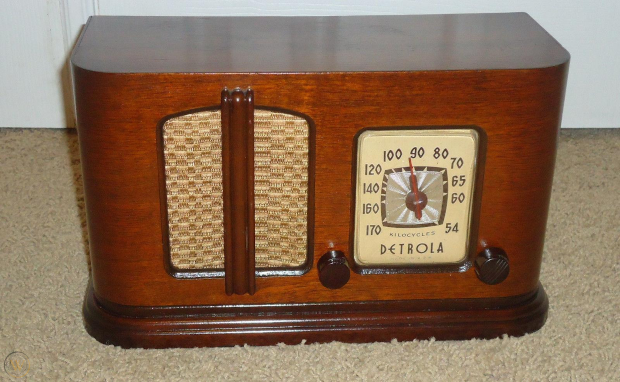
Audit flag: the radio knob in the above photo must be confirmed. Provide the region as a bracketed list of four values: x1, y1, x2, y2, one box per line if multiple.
[475, 247, 510, 285]
[318, 250, 350, 289]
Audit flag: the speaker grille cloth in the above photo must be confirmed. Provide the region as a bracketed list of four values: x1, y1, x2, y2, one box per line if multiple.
[163, 109, 309, 270]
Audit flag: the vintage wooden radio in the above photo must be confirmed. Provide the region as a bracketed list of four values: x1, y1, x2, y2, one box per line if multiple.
[71, 13, 569, 348]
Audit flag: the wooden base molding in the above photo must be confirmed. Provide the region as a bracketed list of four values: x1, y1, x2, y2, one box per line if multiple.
[83, 282, 548, 348]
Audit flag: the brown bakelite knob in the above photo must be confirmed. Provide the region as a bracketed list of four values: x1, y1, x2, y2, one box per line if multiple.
[475, 247, 510, 285]
[318, 250, 350, 289]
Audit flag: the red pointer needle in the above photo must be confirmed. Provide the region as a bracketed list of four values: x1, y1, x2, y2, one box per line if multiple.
[409, 157, 423, 220]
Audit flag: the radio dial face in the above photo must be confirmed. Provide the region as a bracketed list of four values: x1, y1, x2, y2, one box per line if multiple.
[353, 129, 480, 268]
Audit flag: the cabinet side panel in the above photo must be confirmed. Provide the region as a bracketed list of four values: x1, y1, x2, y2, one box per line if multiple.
[72, 67, 171, 300]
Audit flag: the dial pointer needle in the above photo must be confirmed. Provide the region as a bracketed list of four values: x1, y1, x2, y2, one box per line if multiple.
[409, 157, 423, 220]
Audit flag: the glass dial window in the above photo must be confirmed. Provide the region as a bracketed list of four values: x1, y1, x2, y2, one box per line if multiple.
[353, 128, 479, 267]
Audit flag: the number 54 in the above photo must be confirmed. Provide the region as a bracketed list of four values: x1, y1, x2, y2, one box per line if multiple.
[445, 222, 459, 233]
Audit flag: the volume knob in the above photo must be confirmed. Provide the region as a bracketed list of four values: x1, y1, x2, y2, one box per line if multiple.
[318, 250, 350, 289]
[475, 247, 510, 285]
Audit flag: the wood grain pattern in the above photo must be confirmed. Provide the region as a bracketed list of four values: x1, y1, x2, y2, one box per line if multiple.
[83, 282, 549, 348]
[221, 91, 233, 291]
[245, 90, 255, 294]
[221, 88, 256, 295]
[71, 14, 569, 73]
[73, 67, 568, 307]
[71, 14, 569, 347]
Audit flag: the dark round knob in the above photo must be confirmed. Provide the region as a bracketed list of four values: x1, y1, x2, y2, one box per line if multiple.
[318, 250, 350, 289]
[475, 247, 509, 285]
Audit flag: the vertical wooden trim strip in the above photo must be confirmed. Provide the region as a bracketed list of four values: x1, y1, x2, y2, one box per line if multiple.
[221, 90, 234, 295]
[221, 87, 255, 295]
[230, 89, 249, 294]
[246, 89, 256, 295]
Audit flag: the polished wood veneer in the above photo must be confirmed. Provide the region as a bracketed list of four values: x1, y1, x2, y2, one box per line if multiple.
[72, 13, 569, 347]
[84, 282, 549, 348]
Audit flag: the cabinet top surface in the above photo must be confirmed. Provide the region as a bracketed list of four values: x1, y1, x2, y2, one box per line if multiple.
[71, 13, 569, 74]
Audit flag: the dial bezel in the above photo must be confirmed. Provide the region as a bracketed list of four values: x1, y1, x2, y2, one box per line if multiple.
[349, 125, 487, 275]
[381, 165, 449, 228]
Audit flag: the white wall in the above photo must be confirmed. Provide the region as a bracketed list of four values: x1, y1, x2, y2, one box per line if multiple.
[1, 0, 618, 128]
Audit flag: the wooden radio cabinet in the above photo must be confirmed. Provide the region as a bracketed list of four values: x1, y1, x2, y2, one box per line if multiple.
[71, 13, 569, 348]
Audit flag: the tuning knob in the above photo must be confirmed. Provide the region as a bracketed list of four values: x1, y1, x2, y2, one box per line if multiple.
[318, 250, 350, 289]
[475, 247, 510, 285]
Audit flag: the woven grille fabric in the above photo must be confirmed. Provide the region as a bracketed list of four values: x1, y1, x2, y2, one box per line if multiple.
[253, 110, 309, 268]
[163, 110, 225, 269]
[162, 109, 309, 270]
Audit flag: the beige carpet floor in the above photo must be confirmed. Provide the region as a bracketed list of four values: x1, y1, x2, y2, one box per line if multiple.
[0, 128, 618, 381]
